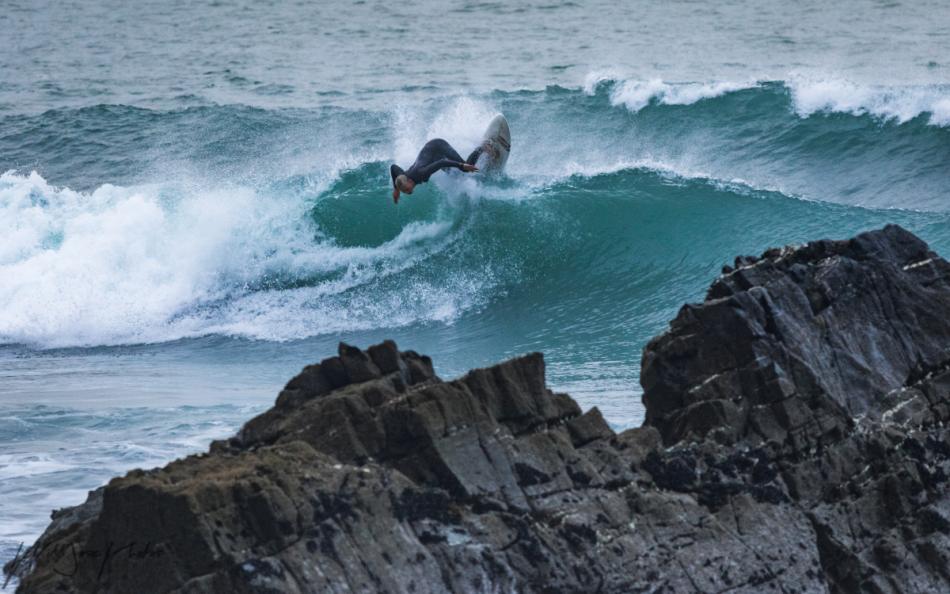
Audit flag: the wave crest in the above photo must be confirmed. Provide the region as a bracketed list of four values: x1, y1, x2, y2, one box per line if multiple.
[583, 73, 757, 112]
[582, 71, 950, 127]
[0, 170, 479, 347]
[787, 77, 950, 126]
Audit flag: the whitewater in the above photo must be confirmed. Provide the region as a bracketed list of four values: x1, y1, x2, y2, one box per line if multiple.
[2, 0, 950, 589]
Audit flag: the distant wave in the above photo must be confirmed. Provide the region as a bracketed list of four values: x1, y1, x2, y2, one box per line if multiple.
[583, 72, 950, 127]
[582, 72, 758, 111]
[786, 76, 950, 126]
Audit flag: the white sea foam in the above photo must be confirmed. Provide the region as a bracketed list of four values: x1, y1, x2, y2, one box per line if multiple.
[582, 71, 950, 127]
[582, 73, 757, 112]
[0, 169, 482, 348]
[392, 95, 501, 165]
[788, 77, 950, 126]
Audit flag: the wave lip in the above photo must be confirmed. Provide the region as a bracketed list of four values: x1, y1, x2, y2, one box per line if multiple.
[582, 70, 950, 127]
[787, 76, 950, 126]
[582, 72, 759, 112]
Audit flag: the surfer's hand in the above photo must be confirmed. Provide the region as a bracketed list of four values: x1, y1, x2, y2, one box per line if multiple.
[392, 188, 400, 204]
[462, 163, 478, 172]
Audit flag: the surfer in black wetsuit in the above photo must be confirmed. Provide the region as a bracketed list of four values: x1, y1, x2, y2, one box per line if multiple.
[390, 139, 480, 203]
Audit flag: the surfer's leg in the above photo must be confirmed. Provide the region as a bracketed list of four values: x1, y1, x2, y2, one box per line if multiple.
[433, 139, 465, 164]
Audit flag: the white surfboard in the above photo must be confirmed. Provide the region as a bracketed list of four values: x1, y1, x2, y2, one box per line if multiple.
[476, 114, 511, 173]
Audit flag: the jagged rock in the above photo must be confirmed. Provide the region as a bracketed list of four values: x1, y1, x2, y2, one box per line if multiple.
[643, 224, 950, 451]
[7, 225, 950, 593]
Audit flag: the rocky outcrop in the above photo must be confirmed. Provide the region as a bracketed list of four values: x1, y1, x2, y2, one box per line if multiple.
[642, 223, 950, 451]
[6, 225, 950, 593]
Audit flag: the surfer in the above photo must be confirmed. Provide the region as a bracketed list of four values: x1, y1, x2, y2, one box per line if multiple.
[390, 139, 480, 203]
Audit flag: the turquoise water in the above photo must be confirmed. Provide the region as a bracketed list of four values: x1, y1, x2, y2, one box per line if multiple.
[2, 0, 950, 584]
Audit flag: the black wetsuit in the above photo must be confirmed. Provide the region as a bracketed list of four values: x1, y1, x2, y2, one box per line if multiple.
[391, 139, 481, 187]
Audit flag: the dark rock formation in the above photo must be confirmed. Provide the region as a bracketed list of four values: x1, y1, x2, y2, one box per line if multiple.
[6, 225, 950, 593]
[643, 223, 950, 451]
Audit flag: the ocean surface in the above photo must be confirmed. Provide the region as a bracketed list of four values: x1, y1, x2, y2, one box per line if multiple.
[2, 0, 950, 586]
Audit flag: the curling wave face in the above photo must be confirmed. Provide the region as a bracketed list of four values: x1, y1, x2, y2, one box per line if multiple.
[3, 81, 950, 351]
